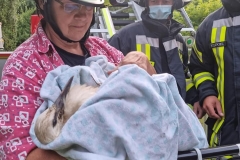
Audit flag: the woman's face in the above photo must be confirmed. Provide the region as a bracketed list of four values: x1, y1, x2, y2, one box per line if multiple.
[52, 0, 94, 41]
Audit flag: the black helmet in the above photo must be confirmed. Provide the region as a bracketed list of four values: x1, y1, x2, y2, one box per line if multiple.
[137, 0, 190, 10]
[221, 0, 240, 13]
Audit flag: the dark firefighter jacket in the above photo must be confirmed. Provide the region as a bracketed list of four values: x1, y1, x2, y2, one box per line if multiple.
[108, 9, 198, 104]
[189, 7, 240, 147]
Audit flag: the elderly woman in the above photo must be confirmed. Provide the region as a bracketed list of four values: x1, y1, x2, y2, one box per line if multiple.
[0, 0, 124, 159]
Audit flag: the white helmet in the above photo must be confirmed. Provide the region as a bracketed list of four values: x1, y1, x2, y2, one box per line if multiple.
[36, 0, 101, 43]
[70, 0, 104, 6]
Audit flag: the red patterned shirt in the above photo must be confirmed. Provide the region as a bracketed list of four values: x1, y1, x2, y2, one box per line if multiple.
[0, 24, 124, 160]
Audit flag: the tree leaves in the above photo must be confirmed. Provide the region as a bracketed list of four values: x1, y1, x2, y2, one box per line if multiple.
[0, 0, 35, 51]
[173, 0, 222, 30]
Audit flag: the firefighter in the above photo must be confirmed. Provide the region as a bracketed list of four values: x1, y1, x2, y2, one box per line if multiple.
[108, 0, 204, 117]
[189, 0, 240, 156]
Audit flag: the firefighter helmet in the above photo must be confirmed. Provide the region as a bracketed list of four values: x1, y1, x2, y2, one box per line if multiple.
[69, 0, 105, 6]
[221, 0, 240, 13]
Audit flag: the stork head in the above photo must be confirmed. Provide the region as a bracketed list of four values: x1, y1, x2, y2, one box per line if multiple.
[34, 76, 74, 144]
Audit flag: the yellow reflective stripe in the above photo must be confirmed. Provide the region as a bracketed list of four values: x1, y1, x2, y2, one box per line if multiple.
[186, 78, 194, 91]
[145, 44, 155, 66]
[145, 43, 151, 60]
[206, 155, 233, 160]
[193, 42, 203, 63]
[224, 155, 233, 159]
[103, 0, 111, 6]
[136, 43, 155, 66]
[187, 103, 193, 109]
[136, 44, 141, 52]
[101, 8, 114, 37]
[178, 51, 183, 62]
[150, 61, 155, 66]
[209, 26, 226, 147]
[193, 72, 214, 89]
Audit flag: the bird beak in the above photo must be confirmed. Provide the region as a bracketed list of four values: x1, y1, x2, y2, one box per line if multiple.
[52, 76, 74, 127]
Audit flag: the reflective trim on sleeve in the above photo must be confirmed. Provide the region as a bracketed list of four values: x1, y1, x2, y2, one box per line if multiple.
[193, 72, 214, 89]
[192, 42, 203, 63]
[186, 78, 194, 91]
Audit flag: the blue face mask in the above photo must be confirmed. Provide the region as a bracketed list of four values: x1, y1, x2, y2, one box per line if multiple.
[149, 5, 172, 20]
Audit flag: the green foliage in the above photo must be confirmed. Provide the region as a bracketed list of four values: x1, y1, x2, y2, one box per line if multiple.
[16, 8, 35, 46]
[0, 0, 19, 51]
[0, 0, 35, 51]
[173, 0, 222, 30]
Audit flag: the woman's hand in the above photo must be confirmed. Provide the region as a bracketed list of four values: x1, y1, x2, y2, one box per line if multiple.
[26, 148, 67, 160]
[108, 51, 157, 76]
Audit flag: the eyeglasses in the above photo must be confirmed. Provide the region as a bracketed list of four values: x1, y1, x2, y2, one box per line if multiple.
[55, 0, 94, 13]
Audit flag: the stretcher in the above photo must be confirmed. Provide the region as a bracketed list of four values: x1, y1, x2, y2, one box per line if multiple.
[178, 144, 240, 160]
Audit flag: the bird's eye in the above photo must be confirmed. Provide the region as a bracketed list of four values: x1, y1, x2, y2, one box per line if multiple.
[52, 118, 57, 127]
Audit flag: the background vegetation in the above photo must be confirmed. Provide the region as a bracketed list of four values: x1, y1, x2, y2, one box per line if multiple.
[0, 0, 222, 51]
[173, 0, 222, 30]
[0, 0, 35, 51]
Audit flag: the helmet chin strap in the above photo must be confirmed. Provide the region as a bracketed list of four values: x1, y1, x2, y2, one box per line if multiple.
[42, 0, 95, 43]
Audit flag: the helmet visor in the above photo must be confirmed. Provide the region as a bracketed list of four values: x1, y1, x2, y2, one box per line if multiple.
[70, 0, 104, 6]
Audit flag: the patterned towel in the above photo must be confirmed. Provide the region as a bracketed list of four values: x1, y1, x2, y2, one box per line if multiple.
[30, 55, 208, 160]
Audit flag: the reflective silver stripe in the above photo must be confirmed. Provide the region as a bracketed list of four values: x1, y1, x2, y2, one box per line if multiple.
[233, 16, 240, 26]
[177, 41, 183, 51]
[213, 17, 232, 28]
[141, 44, 145, 53]
[136, 35, 159, 48]
[163, 39, 178, 51]
[213, 15, 240, 28]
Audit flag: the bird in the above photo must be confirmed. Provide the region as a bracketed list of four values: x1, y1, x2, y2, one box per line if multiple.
[34, 76, 99, 144]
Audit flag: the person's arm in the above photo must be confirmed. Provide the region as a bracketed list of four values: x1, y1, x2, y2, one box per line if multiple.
[0, 43, 67, 159]
[189, 22, 223, 119]
[26, 148, 66, 160]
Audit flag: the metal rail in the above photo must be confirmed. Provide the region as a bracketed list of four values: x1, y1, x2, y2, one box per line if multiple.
[178, 144, 240, 160]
